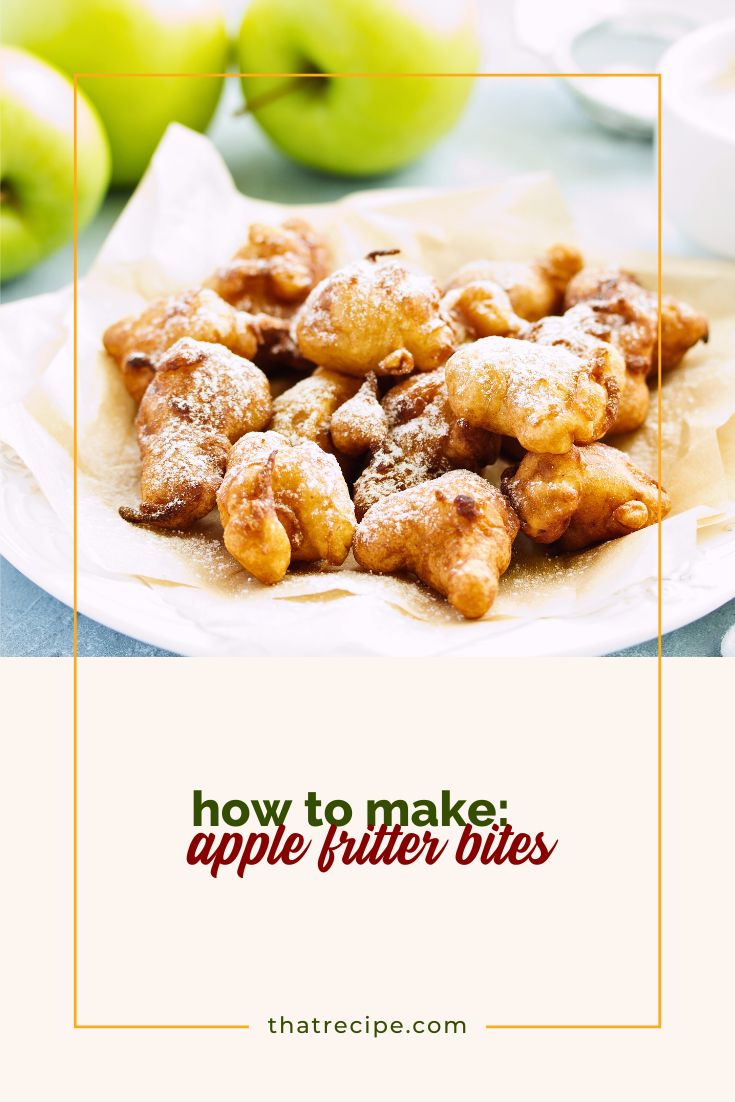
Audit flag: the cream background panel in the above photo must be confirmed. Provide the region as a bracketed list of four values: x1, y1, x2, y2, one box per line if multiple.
[5, 658, 732, 1099]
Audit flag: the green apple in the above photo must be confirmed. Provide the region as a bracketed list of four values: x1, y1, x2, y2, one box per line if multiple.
[1, 47, 110, 282]
[2, 0, 229, 186]
[237, 0, 479, 176]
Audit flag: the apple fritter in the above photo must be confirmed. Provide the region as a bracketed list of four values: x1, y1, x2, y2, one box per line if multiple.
[444, 244, 584, 321]
[353, 470, 520, 619]
[564, 267, 709, 373]
[119, 338, 271, 529]
[501, 443, 670, 551]
[217, 430, 356, 585]
[445, 336, 621, 455]
[103, 288, 261, 403]
[250, 312, 316, 374]
[294, 250, 456, 377]
[270, 367, 361, 454]
[329, 373, 388, 457]
[608, 371, 651, 436]
[441, 280, 526, 345]
[207, 218, 330, 318]
[565, 270, 657, 375]
[351, 369, 500, 519]
[523, 307, 644, 436]
[659, 293, 710, 372]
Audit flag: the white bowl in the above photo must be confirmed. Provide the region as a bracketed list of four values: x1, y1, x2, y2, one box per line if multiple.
[554, 11, 694, 138]
[661, 17, 735, 257]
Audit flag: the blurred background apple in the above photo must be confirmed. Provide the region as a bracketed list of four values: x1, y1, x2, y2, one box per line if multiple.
[2, 0, 229, 186]
[237, 0, 479, 176]
[1, 46, 110, 280]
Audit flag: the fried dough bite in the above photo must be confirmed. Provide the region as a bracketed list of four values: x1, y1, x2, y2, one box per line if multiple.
[607, 371, 650, 436]
[563, 273, 656, 374]
[295, 250, 456, 377]
[351, 369, 500, 519]
[103, 288, 260, 403]
[501, 443, 670, 551]
[330, 373, 388, 457]
[564, 267, 709, 373]
[445, 336, 621, 455]
[659, 293, 710, 372]
[217, 430, 356, 584]
[444, 244, 584, 322]
[523, 307, 643, 436]
[270, 367, 361, 453]
[251, 312, 316, 374]
[353, 470, 519, 619]
[441, 281, 526, 345]
[207, 218, 330, 318]
[119, 338, 271, 529]
[560, 304, 650, 434]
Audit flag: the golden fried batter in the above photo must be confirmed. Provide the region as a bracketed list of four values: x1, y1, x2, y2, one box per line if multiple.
[251, 312, 316, 374]
[207, 218, 330, 318]
[119, 338, 271, 529]
[441, 281, 526, 344]
[270, 367, 360, 453]
[103, 288, 260, 403]
[564, 267, 709, 373]
[444, 244, 584, 322]
[353, 470, 519, 619]
[295, 250, 456, 377]
[330, 373, 388, 457]
[445, 336, 621, 455]
[217, 430, 356, 584]
[608, 371, 650, 436]
[523, 307, 642, 435]
[501, 443, 670, 551]
[351, 369, 500, 519]
[660, 294, 710, 372]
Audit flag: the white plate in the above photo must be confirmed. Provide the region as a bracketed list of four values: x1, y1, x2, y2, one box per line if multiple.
[2, 133, 734, 657]
[3, 445, 735, 657]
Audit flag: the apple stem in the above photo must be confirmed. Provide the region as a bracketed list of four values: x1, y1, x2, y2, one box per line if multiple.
[235, 75, 324, 117]
[0, 181, 16, 208]
[366, 249, 401, 262]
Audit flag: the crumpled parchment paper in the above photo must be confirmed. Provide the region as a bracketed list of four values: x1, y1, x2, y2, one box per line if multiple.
[1, 123, 734, 645]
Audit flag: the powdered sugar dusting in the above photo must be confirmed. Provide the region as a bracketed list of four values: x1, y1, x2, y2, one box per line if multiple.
[295, 254, 455, 375]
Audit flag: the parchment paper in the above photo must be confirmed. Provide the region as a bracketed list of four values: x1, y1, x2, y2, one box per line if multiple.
[1, 123, 734, 640]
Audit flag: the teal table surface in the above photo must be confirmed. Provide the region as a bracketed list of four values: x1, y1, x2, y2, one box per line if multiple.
[2, 74, 733, 657]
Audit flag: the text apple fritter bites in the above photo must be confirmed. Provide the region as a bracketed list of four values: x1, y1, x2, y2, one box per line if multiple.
[445, 244, 584, 322]
[501, 443, 670, 551]
[295, 250, 456, 377]
[351, 369, 500, 519]
[119, 338, 271, 529]
[354, 471, 520, 619]
[103, 287, 260, 403]
[445, 335, 621, 454]
[217, 430, 356, 585]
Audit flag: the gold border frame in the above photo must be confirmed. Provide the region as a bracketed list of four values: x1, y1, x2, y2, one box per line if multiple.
[73, 71, 661, 1031]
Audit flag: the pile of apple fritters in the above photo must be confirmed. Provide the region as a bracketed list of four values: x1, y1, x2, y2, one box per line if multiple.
[104, 218, 708, 620]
